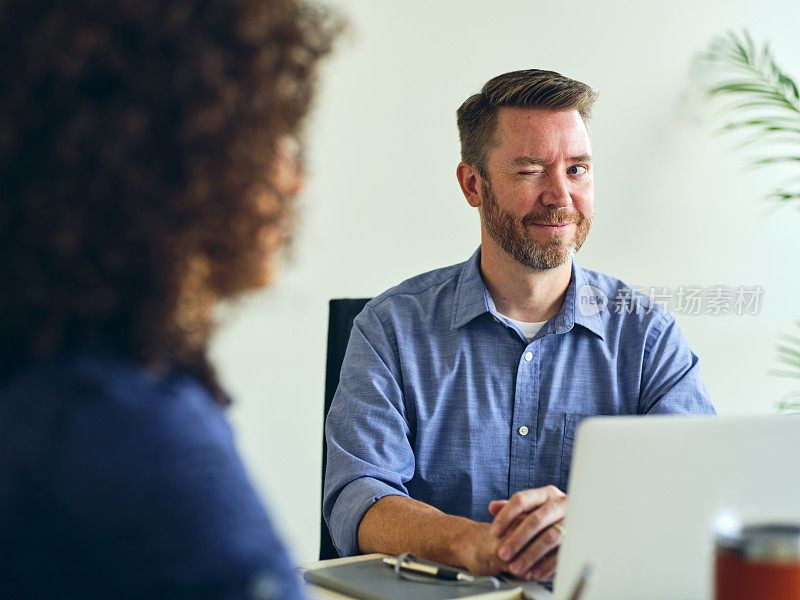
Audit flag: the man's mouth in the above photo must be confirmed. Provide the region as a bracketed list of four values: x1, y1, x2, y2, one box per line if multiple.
[530, 222, 573, 228]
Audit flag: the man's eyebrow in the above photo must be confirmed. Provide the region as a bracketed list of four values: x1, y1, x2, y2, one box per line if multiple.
[510, 154, 594, 166]
[511, 156, 547, 166]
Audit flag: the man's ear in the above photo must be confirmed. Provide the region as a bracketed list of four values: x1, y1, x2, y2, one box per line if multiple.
[456, 161, 483, 208]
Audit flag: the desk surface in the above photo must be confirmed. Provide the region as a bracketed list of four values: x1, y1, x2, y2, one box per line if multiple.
[300, 555, 551, 600]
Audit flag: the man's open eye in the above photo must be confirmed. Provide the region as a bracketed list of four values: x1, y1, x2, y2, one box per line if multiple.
[567, 165, 589, 175]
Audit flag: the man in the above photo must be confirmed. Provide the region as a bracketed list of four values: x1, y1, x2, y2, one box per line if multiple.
[323, 69, 714, 581]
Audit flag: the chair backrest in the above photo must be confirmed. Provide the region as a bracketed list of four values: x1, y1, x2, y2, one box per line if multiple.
[319, 298, 371, 560]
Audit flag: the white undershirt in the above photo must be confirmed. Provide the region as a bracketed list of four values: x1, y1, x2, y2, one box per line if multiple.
[500, 315, 548, 343]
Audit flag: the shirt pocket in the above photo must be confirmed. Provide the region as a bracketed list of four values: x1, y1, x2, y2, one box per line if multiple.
[560, 413, 593, 491]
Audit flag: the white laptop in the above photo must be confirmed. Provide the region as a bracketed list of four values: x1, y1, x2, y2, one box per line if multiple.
[551, 415, 800, 600]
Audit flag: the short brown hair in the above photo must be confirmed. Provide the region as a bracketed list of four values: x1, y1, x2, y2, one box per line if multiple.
[0, 0, 340, 396]
[456, 69, 598, 176]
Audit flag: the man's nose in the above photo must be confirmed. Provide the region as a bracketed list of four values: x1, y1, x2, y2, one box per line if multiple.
[540, 172, 572, 208]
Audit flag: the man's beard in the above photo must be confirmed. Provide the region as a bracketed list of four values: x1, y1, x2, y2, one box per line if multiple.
[480, 179, 593, 270]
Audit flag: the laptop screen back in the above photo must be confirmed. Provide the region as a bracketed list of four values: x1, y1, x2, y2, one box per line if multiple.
[553, 415, 800, 600]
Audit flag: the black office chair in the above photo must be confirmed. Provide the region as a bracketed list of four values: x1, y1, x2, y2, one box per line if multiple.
[319, 298, 371, 560]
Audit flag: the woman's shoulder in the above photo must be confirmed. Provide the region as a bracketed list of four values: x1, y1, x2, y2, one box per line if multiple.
[0, 349, 236, 502]
[3, 349, 227, 433]
[0, 351, 304, 599]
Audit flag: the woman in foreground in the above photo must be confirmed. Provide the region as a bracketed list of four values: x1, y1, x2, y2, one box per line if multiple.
[0, 1, 337, 597]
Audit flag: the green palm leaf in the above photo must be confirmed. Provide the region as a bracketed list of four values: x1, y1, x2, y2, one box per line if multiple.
[703, 30, 800, 210]
[769, 322, 800, 412]
[777, 390, 800, 414]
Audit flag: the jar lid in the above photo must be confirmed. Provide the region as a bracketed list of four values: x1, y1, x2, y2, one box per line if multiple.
[717, 524, 800, 563]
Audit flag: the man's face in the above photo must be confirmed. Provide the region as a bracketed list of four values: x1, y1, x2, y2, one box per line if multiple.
[478, 107, 594, 270]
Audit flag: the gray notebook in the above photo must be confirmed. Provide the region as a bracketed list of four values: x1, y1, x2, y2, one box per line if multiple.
[302, 557, 524, 600]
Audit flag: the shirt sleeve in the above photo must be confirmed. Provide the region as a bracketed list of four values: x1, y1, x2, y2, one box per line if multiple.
[50, 378, 305, 600]
[638, 311, 716, 416]
[323, 304, 415, 557]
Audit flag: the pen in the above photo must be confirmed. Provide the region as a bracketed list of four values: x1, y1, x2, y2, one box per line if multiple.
[566, 562, 594, 600]
[382, 555, 476, 582]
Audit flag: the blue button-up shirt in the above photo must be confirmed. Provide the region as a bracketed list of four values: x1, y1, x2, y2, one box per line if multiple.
[323, 248, 714, 557]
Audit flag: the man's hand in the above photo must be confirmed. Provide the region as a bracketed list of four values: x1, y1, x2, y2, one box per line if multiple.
[358, 495, 515, 577]
[488, 485, 567, 580]
[454, 521, 510, 576]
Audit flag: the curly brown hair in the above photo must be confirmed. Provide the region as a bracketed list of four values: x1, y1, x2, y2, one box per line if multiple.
[0, 0, 339, 396]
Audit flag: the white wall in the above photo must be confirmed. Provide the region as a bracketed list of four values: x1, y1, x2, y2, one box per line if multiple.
[209, 0, 800, 563]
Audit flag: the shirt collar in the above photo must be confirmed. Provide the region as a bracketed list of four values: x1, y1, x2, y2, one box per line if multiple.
[450, 246, 605, 340]
[559, 260, 606, 340]
[450, 247, 489, 330]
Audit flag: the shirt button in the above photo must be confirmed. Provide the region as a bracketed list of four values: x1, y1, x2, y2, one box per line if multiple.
[524, 351, 533, 362]
[518, 426, 529, 436]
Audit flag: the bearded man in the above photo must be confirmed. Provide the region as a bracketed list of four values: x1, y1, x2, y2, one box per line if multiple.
[323, 69, 715, 582]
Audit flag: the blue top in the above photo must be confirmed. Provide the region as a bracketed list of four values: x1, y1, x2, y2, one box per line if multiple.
[0, 350, 304, 600]
[324, 248, 715, 557]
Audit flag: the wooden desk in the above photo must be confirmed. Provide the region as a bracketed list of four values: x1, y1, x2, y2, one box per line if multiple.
[300, 554, 552, 600]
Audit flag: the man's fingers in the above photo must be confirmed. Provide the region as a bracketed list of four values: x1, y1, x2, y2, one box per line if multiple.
[488, 500, 508, 517]
[490, 485, 564, 537]
[490, 488, 548, 536]
[528, 549, 559, 581]
[507, 524, 564, 578]
[496, 499, 565, 562]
